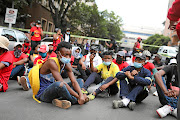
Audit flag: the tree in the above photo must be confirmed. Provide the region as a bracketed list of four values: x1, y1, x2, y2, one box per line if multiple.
[143, 34, 171, 54]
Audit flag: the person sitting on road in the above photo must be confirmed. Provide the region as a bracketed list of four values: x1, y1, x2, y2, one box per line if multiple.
[9, 42, 28, 81]
[81, 51, 120, 100]
[153, 54, 165, 70]
[47, 44, 57, 58]
[112, 53, 152, 111]
[155, 59, 179, 118]
[113, 51, 129, 71]
[22, 39, 31, 57]
[125, 52, 133, 66]
[0, 36, 13, 92]
[28, 41, 89, 109]
[78, 45, 102, 81]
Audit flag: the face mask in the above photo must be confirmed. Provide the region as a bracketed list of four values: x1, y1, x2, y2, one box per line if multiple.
[24, 43, 29, 47]
[14, 48, 22, 58]
[58, 52, 71, 64]
[145, 60, 149, 63]
[103, 61, 111, 66]
[126, 57, 131, 61]
[39, 52, 47, 58]
[66, 32, 70, 35]
[134, 62, 142, 68]
[37, 48, 40, 52]
[116, 57, 123, 64]
[49, 50, 53, 53]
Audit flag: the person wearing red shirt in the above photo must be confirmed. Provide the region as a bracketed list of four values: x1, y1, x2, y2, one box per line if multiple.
[47, 44, 57, 58]
[53, 28, 64, 51]
[0, 36, 13, 92]
[113, 51, 129, 71]
[22, 39, 31, 57]
[30, 20, 43, 50]
[9, 43, 28, 80]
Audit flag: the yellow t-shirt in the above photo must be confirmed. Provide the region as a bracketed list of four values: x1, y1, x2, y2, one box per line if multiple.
[96, 62, 120, 80]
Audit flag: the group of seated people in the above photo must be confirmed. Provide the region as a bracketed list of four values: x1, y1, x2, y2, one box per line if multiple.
[0, 36, 179, 119]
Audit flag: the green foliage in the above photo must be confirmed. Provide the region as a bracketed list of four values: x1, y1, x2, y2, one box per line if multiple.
[143, 34, 171, 53]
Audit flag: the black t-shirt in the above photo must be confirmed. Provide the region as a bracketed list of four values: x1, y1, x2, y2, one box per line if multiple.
[153, 61, 164, 67]
[109, 40, 116, 50]
[163, 65, 179, 88]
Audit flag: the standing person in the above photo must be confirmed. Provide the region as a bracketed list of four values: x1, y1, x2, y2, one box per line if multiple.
[9, 43, 28, 80]
[105, 35, 116, 52]
[30, 20, 43, 50]
[28, 41, 88, 109]
[112, 54, 152, 111]
[0, 36, 13, 92]
[22, 39, 31, 57]
[167, 0, 180, 119]
[132, 37, 143, 62]
[53, 28, 64, 51]
[63, 28, 71, 43]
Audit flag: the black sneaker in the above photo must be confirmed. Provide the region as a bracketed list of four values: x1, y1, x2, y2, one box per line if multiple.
[128, 102, 136, 110]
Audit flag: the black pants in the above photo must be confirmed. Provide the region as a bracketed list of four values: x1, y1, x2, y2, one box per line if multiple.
[77, 64, 91, 81]
[31, 41, 41, 50]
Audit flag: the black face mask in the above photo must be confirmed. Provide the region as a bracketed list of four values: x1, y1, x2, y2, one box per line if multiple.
[14, 48, 22, 58]
[116, 57, 123, 64]
[49, 50, 53, 53]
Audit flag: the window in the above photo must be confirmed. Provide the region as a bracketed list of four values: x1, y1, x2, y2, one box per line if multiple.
[47, 21, 53, 32]
[169, 49, 177, 54]
[16, 31, 27, 42]
[163, 49, 168, 53]
[42, 37, 53, 42]
[41, 18, 47, 31]
[2, 29, 17, 41]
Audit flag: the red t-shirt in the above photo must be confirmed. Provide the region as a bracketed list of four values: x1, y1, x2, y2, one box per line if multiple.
[0, 52, 13, 92]
[113, 59, 129, 71]
[22, 44, 31, 56]
[9, 51, 28, 68]
[143, 62, 155, 75]
[30, 26, 42, 41]
[53, 36, 63, 51]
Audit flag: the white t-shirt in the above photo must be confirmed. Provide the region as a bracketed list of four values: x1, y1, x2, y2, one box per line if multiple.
[84, 53, 102, 68]
[65, 34, 70, 42]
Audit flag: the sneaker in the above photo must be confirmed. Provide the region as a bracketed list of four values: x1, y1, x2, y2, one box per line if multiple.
[81, 89, 88, 94]
[156, 105, 173, 118]
[52, 99, 71, 109]
[17, 76, 21, 86]
[171, 108, 177, 118]
[88, 93, 95, 101]
[153, 91, 158, 96]
[128, 102, 136, 111]
[112, 100, 125, 109]
[97, 90, 110, 98]
[20, 76, 29, 91]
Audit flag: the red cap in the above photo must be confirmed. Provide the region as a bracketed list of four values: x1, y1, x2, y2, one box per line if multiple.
[39, 45, 47, 53]
[137, 37, 142, 40]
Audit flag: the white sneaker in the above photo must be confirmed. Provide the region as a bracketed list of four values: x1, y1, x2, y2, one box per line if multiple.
[20, 76, 29, 91]
[17, 76, 21, 86]
[171, 108, 177, 118]
[153, 91, 158, 97]
[156, 105, 173, 118]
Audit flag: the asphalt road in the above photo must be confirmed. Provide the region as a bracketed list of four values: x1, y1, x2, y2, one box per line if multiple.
[0, 79, 176, 120]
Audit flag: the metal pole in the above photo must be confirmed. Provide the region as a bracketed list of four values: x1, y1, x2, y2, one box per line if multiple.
[9, 1, 14, 28]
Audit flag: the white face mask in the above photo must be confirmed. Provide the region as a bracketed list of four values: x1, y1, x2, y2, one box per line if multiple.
[126, 57, 131, 61]
[145, 60, 149, 63]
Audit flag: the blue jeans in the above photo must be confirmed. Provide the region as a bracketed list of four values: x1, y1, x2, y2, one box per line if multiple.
[10, 64, 25, 78]
[39, 78, 84, 105]
[120, 79, 146, 102]
[155, 77, 178, 109]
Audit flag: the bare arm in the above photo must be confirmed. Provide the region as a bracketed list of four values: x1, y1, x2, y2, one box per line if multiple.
[79, 56, 86, 70]
[99, 78, 118, 91]
[13, 58, 28, 66]
[90, 54, 98, 72]
[0, 63, 5, 70]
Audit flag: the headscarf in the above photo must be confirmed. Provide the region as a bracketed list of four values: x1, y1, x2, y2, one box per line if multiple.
[72, 47, 82, 59]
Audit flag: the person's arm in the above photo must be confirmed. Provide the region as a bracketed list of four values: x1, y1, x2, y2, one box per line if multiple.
[71, 65, 77, 68]
[13, 58, 28, 66]
[40, 28, 43, 36]
[65, 63, 85, 105]
[116, 66, 131, 80]
[79, 56, 86, 70]
[133, 42, 138, 50]
[0, 63, 5, 70]
[105, 41, 109, 47]
[90, 54, 98, 72]
[154, 70, 168, 93]
[100, 78, 118, 91]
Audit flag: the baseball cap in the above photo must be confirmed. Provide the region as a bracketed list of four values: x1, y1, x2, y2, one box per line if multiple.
[137, 37, 142, 40]
[39, 45, 47, 53]
[66, 28, 70, 31]
[154, 54, 162, 60]
[117, 51, 125, 57]
[14, 42, 22, 48]
[169, 59, 177, 65]
[90, 45, 99, 51]
[135, 53, 146, 60]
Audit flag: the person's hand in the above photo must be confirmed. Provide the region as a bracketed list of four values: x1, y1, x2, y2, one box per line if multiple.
[125, 71, 134, 80]
[78, 95, 85, 105]
[131, 70, 138, 76]
[83, 94, 89, 103]
[100, 84, 109, 91]
[164, 90, 179, 98]
[82, 64, 86, 70]
[90, 54, 95, 62]
[168, 21, 177, 30]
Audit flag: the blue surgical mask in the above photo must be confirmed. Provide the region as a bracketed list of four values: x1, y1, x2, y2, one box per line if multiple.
[103, 61, 111, 66]
[39, 52, 47, 58]
[66, 32, 70, 35]
[60, 56, 71, 64]
[37, 48, 40, 51]
[134, 62, 142, 68]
